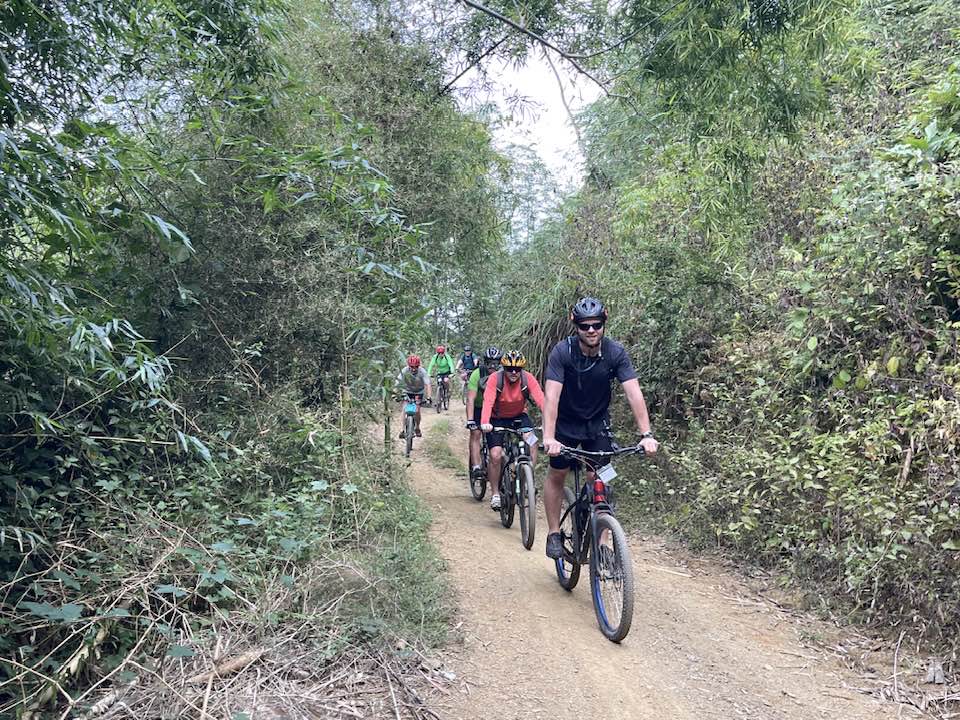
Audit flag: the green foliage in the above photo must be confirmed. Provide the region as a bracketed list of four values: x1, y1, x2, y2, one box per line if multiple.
[0, 0, 500, 714]
[490, 0, 960, 645]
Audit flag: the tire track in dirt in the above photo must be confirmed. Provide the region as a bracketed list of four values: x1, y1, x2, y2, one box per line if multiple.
[405, 412, 914, 720]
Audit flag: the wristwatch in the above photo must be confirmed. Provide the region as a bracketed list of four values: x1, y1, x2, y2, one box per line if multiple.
[640, 431, 655, 440]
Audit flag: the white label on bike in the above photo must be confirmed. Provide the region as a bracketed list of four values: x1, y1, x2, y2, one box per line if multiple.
[525, 431, 538, 447]
[597, 464, 617, 483]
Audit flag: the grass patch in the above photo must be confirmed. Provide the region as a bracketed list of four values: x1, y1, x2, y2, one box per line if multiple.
[425, 419, 465, 474]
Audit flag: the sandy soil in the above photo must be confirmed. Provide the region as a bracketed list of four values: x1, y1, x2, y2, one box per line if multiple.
[403, 411, 918, 720]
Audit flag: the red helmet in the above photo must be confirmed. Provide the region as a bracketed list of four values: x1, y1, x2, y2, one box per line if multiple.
[407, 355, 421, 369]
[436, 345, 446, 354]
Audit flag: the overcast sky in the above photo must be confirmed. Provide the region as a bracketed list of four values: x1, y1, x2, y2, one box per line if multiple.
[457, 51, 602, 191]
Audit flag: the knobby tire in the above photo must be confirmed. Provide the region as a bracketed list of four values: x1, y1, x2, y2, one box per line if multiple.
[555, 486, 581, 590]
[589, 513, 635, 643]
[518, 462, 536, 550]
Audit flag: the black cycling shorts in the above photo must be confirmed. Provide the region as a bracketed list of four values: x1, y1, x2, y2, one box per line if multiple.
[486, 413, 533, 449]
[549, 430, 615, 470]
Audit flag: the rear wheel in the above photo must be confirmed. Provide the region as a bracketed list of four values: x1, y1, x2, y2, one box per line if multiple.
[555, 487, 581, 590]
[518, 462, 536, 550]
[590, 513, 635, 643]
[499, 464, 515, 528]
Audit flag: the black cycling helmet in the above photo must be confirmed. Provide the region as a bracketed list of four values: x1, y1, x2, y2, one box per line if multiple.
[463, 344, 472, 352]
[484, 345, 502, 362]
[571, 296, 608, 323]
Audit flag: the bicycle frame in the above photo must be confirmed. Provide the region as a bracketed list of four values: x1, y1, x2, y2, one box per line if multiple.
[556, 446, 642, 562]
[492, 425, 534, 468]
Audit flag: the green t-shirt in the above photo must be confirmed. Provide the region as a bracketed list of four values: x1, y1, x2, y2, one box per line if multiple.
[468, 367, 488, 408]
[427, 353, 455, 375]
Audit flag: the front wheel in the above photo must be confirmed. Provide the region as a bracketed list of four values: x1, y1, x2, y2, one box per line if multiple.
[555, 487, 581, 590]
[469, 454, 486, 501]
[499, 464, 515, 529]
[590, 513, 635, 643]
[518, 462, 536, 550]
[404, 415, 414, 458]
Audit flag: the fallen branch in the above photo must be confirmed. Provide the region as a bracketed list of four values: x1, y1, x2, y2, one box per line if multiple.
[185, 648, 265, 685]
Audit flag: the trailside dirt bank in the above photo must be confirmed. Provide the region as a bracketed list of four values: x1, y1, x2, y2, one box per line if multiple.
[405, 412, 916, 720]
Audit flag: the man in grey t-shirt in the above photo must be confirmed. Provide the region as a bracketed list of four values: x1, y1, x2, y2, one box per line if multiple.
[541, 297, 659, 559]
[396, 354, 431, 438]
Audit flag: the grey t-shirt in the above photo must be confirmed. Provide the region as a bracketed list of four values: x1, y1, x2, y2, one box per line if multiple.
[545, 336, 637, 439]
[397, 367, 430, 394]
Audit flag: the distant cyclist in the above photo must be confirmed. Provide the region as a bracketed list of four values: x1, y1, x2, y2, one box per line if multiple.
[480, 350, 544, 510]
[541, 297, 659, 559]
[427, 345, 455, 406]
[456, 344, 478, 398]
[465, 346, 502, 479]
[395, 355, 432, 439]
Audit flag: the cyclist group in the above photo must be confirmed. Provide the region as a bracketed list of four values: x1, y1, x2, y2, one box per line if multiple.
[395, 297, 659, 560]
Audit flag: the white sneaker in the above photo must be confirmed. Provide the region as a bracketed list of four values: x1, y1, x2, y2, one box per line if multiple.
[490, 494, 501, 510]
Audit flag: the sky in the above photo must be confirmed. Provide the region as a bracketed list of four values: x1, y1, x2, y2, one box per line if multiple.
[458, 51, 602, 191]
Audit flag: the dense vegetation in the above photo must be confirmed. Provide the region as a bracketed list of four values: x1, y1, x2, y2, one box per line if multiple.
[481, 0, 960, 640]
[3, 0, 960, 715]
[0, 0, 505, 715]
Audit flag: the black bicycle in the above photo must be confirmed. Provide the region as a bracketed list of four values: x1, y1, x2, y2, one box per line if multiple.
[491, 425, 538, 550]
[435, 375, 451, 413]
[400, 394, 431, 458]
[552, 444, 644, 642]
[466, 422, 489, 501]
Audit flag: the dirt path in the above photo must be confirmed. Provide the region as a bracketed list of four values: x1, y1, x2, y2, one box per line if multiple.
[406, 412, 916, 720]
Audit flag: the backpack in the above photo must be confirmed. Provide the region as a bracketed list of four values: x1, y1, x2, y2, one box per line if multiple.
[492, 369, 531, 415]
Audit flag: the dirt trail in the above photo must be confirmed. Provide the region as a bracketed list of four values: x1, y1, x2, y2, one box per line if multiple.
[406, 412, 914, 720]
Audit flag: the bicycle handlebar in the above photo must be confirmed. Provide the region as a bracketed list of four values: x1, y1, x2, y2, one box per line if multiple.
[489, 425, 542, 434]
[540, 443, 646, 459]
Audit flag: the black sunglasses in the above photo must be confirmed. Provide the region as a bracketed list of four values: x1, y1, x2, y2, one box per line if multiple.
[577, 321, 605, 332]
[504, 367, 522, 373]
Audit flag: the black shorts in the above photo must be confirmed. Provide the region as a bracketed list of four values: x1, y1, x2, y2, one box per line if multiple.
[549, 430, 615, 470]
[486, 413, 533, 449]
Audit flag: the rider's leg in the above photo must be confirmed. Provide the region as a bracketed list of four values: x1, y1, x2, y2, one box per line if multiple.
[415, 405, 422, 433]
[488, 445, 503, 497]
[469, 428, 481, 469]
[544, 466, 568, 534]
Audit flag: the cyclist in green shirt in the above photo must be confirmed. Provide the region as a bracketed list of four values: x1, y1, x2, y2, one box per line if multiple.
[427, 345, 455, 406]
[465, 346, 502, 479]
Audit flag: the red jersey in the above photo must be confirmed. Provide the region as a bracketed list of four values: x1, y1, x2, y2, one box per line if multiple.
[481, 371, 545, 425]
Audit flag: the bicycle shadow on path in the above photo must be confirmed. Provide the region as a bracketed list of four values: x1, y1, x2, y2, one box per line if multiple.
[404, 411, 917, 720]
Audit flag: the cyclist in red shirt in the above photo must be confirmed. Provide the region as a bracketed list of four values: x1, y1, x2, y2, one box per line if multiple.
[480, 350, 545, 511]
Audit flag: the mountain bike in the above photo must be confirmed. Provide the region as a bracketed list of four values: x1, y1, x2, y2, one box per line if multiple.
[491, 425, 539, 550]
[400, 394, 431, 458]
[551, 444, 644, 642]
[466, 422, 489, 501]
[435, 375, 450, 413]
